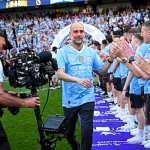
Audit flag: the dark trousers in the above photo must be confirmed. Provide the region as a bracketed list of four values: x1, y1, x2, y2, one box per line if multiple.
[63, 102, 94, 150]
[0, 121, 11, 150]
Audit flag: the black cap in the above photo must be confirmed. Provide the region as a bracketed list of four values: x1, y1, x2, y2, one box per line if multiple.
[0, 29, 13, 50]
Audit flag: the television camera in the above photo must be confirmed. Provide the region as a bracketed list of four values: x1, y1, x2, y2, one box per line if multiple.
[0, 28, 66, 150]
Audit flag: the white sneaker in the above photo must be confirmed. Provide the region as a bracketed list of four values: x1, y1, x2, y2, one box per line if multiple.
[115, 112, 127, 118]
[100, 91, 105, 94]
[130, 129, 138, 136]
[144, 143, 150, 148]
[121, 125, 136, 131]
[110, 105, 119, 111]
[112, 108, 121, 115]
[123, 117, 131, 123]
[127, 135, 145, 144]
[130, 128, 138, 133]
[142, 139, 150, 145]
[120, 114, 130, 120]
[145, 133, 150, 140]
[104, 97, 113, 102]
[49, 87, 56, 90]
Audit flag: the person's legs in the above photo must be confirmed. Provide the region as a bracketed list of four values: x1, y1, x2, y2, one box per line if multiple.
[127, 94, 145, 144]
[79, 102, 95, 150]
[136, 108, 145, 131]
[0, 121, 11, 150]
[63, 107, 80, 150]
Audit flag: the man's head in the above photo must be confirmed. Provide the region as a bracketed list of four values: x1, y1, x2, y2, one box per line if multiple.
[131, 33, 143, 49]
[52, 46, 57, 53]
[112, 30, 122, 41]
[141, 21, 150, 44]
[92, 41, 100, 50]
[127, 28, 140, 42]
[43, 43, 48, 50]
[106, 35, 113, 44]
[69, 22, 85, 46]
[101, 39, 107, 50]
[123, 26, 131, 42]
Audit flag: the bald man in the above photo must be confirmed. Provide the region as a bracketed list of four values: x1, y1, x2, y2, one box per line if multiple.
[56, 22, 116, 150]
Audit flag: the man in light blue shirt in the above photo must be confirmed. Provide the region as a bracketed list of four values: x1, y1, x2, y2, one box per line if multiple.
[57, 22, 115, 150]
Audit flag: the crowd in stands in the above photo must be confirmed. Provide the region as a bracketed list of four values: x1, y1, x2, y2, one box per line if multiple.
[0, 4, 149, 55]
[1, 4, 150, 148]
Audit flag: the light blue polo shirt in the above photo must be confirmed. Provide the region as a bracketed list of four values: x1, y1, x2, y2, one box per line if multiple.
[129, 48, 142, 94]
[141, 46, 150, 94]
[113, 60, 121, 78]
[100, 44, 110, 54]
[137, 43, 150, 88]
[120, 63, 129, 79]
[56, 44, 104, 108]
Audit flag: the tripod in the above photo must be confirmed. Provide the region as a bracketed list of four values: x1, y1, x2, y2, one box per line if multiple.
[30, 86, 66, 150]
[31, 87, 55, 150]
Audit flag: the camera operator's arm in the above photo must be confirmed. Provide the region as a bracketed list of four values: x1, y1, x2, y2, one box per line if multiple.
[57, 69, 93, 89]
[0, 82, 40, 108]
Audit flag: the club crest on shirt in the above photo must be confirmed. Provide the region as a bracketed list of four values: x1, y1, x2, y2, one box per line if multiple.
[87, 56, 92, 62]
[79, 56, 84, 62]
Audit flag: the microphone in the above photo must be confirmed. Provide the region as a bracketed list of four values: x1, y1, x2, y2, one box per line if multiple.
[38, 51, 52, 63]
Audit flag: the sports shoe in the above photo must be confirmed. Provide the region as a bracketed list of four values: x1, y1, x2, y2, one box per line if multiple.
[115, 111, 127, 118]
[120, 114, 130, 120]
[100, 91, 105, 94]
[123, 117, 131, 123]
[130, 128, 138, 133]
[104, 97, 113, 102]
[110, 105, 119, 111]
[121, 125, 136, 131]
[130, 129, 138, 136]
[144, 143, 150, 148]
[145, 133, 150, 140]
[127, 135, 145, 144]
[142, 139, 150, 145]
[112, 108, 121, 115]
[49, 87, 56, 90]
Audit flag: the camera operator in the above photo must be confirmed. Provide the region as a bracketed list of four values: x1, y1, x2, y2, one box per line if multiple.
[0, 29, 40, 150]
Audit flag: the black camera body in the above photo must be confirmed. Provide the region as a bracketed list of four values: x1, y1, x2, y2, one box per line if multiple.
[1, 47, 57, 116]
[7, 47, 56, 89]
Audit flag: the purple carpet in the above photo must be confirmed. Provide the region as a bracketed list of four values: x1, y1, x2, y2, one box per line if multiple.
[91, 88, 147, 150]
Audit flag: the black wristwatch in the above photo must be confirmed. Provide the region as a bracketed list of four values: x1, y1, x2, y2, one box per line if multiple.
[108, 58, 113, 63]
[129, 56, 135, 64]
[122, 58, 127, 63]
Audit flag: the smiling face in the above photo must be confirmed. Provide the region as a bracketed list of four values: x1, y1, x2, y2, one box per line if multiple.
[69, 22, 85, 47]
[141, 25, 150, 44]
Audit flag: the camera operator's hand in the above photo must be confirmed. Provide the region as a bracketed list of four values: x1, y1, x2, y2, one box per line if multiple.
[76, 78, 93, 89]
[24, 97, 40, 108]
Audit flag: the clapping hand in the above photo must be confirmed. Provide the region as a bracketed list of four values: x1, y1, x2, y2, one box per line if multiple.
[135, 54, 150, 74]
[109, 41, 125, 59]
[121, 41, 136, 59]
